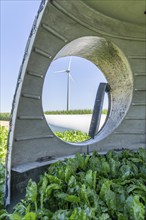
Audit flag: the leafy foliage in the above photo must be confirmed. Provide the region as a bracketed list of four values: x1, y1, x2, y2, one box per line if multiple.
[1, 148, 146, 219]
[0, 126, 8, 210]
[0, 113, 10, 121]
[0, 127, 145, 218]
[55, 130, 90, 142]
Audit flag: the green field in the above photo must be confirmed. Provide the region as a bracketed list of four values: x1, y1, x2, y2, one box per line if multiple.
[45, 109, 108, 115]
[0, 110, 108, 122]
[0, 113, 10, 121]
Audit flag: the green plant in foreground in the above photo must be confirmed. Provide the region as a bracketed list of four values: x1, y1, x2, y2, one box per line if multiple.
[1, 148, 146, 219]
[0, 126, 8, 210]
[55, 130, 90, 142]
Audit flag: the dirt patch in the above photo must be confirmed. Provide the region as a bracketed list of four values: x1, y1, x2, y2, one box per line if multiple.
[0, 121, 9, 128]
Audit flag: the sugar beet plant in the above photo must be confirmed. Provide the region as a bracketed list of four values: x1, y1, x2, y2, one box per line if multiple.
[0, 126, 8, 210]
[55, 130, 90, 143]
[1, 148, 146, 220]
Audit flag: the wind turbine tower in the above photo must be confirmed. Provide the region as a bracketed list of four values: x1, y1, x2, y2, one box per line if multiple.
[54, 57, 73, 111]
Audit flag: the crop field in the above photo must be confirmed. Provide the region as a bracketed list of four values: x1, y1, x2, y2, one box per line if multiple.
[0, 109, 108, 121]
[44, 109, 108, 115]
[0, 113, 10, 121]
[55, 130, 90, 142]
[0, 125, 146, 219]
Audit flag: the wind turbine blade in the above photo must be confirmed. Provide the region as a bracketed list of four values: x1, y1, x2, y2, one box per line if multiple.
[67, 56, 72, 71]
[70, 73, 75, 82]
[53, 69, 66, 73]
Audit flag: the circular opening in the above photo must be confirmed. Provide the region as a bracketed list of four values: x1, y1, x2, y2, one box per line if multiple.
[43, 56, 110, 143]
[43, 36, 133, 146]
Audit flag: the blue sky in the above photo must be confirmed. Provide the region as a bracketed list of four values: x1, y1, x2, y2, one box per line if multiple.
[1, 0, 41, 112]
[43, 56, 108, 111]
[1, 0, 108, 113]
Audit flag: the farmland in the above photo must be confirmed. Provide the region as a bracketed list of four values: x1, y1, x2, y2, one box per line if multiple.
[44, 109, 108, 115]
[0, 113, 10, 121]
[0, 110, 108, 122]
[0, 125, 146, 219]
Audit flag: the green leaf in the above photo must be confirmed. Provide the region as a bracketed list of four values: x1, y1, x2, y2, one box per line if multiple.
[65, 195, 80, 203]
[46, 183, 62, 196]
[125, 195, 145, 220]
[75, 153, 87, 170]
[36, 208, 53, 219]
[68, 175, 76, 188]
[85, 170, 93, 188]
[46, 174, 61, 185]
[24, 212, 36, 220]
[109, 158, 120, 178]
[99, 213, 111, 220]
[132, 190, 146, 203]
[12, 201, 27, 216]
[39, 175, 48, 209]
[93, 171, 97, 190]
[100, 180, 117, 213]
[117, 212, 128, 220]
[80, 184, 90, 207]
[65, 165, 73, 182]
[88, 154, 101, 172]
[69, 208, 89, 220]
[85, 155, 90, 167]
[138, 148, 146, 162]
[129, 157, 142, 163]
[57, 193, 80, 203]
[101, 159, 110, 177]
[0, 209, 9, 220]
[127, 181, 146, 196]
[52, 210, 70, 220]
[26, 180, 37, 203]
[9, 213, 22, 220]
[25, 180, 38, 212]
[120, 164, 131, 178]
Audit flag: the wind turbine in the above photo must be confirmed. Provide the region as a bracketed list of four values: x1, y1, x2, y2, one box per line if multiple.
[54, 57, 73, 111]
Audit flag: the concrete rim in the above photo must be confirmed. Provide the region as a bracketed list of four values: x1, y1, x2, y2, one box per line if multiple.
[50, 36, 133, 145]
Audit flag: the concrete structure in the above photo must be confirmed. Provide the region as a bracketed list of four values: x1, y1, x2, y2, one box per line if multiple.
[6, 0, 146, 207]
